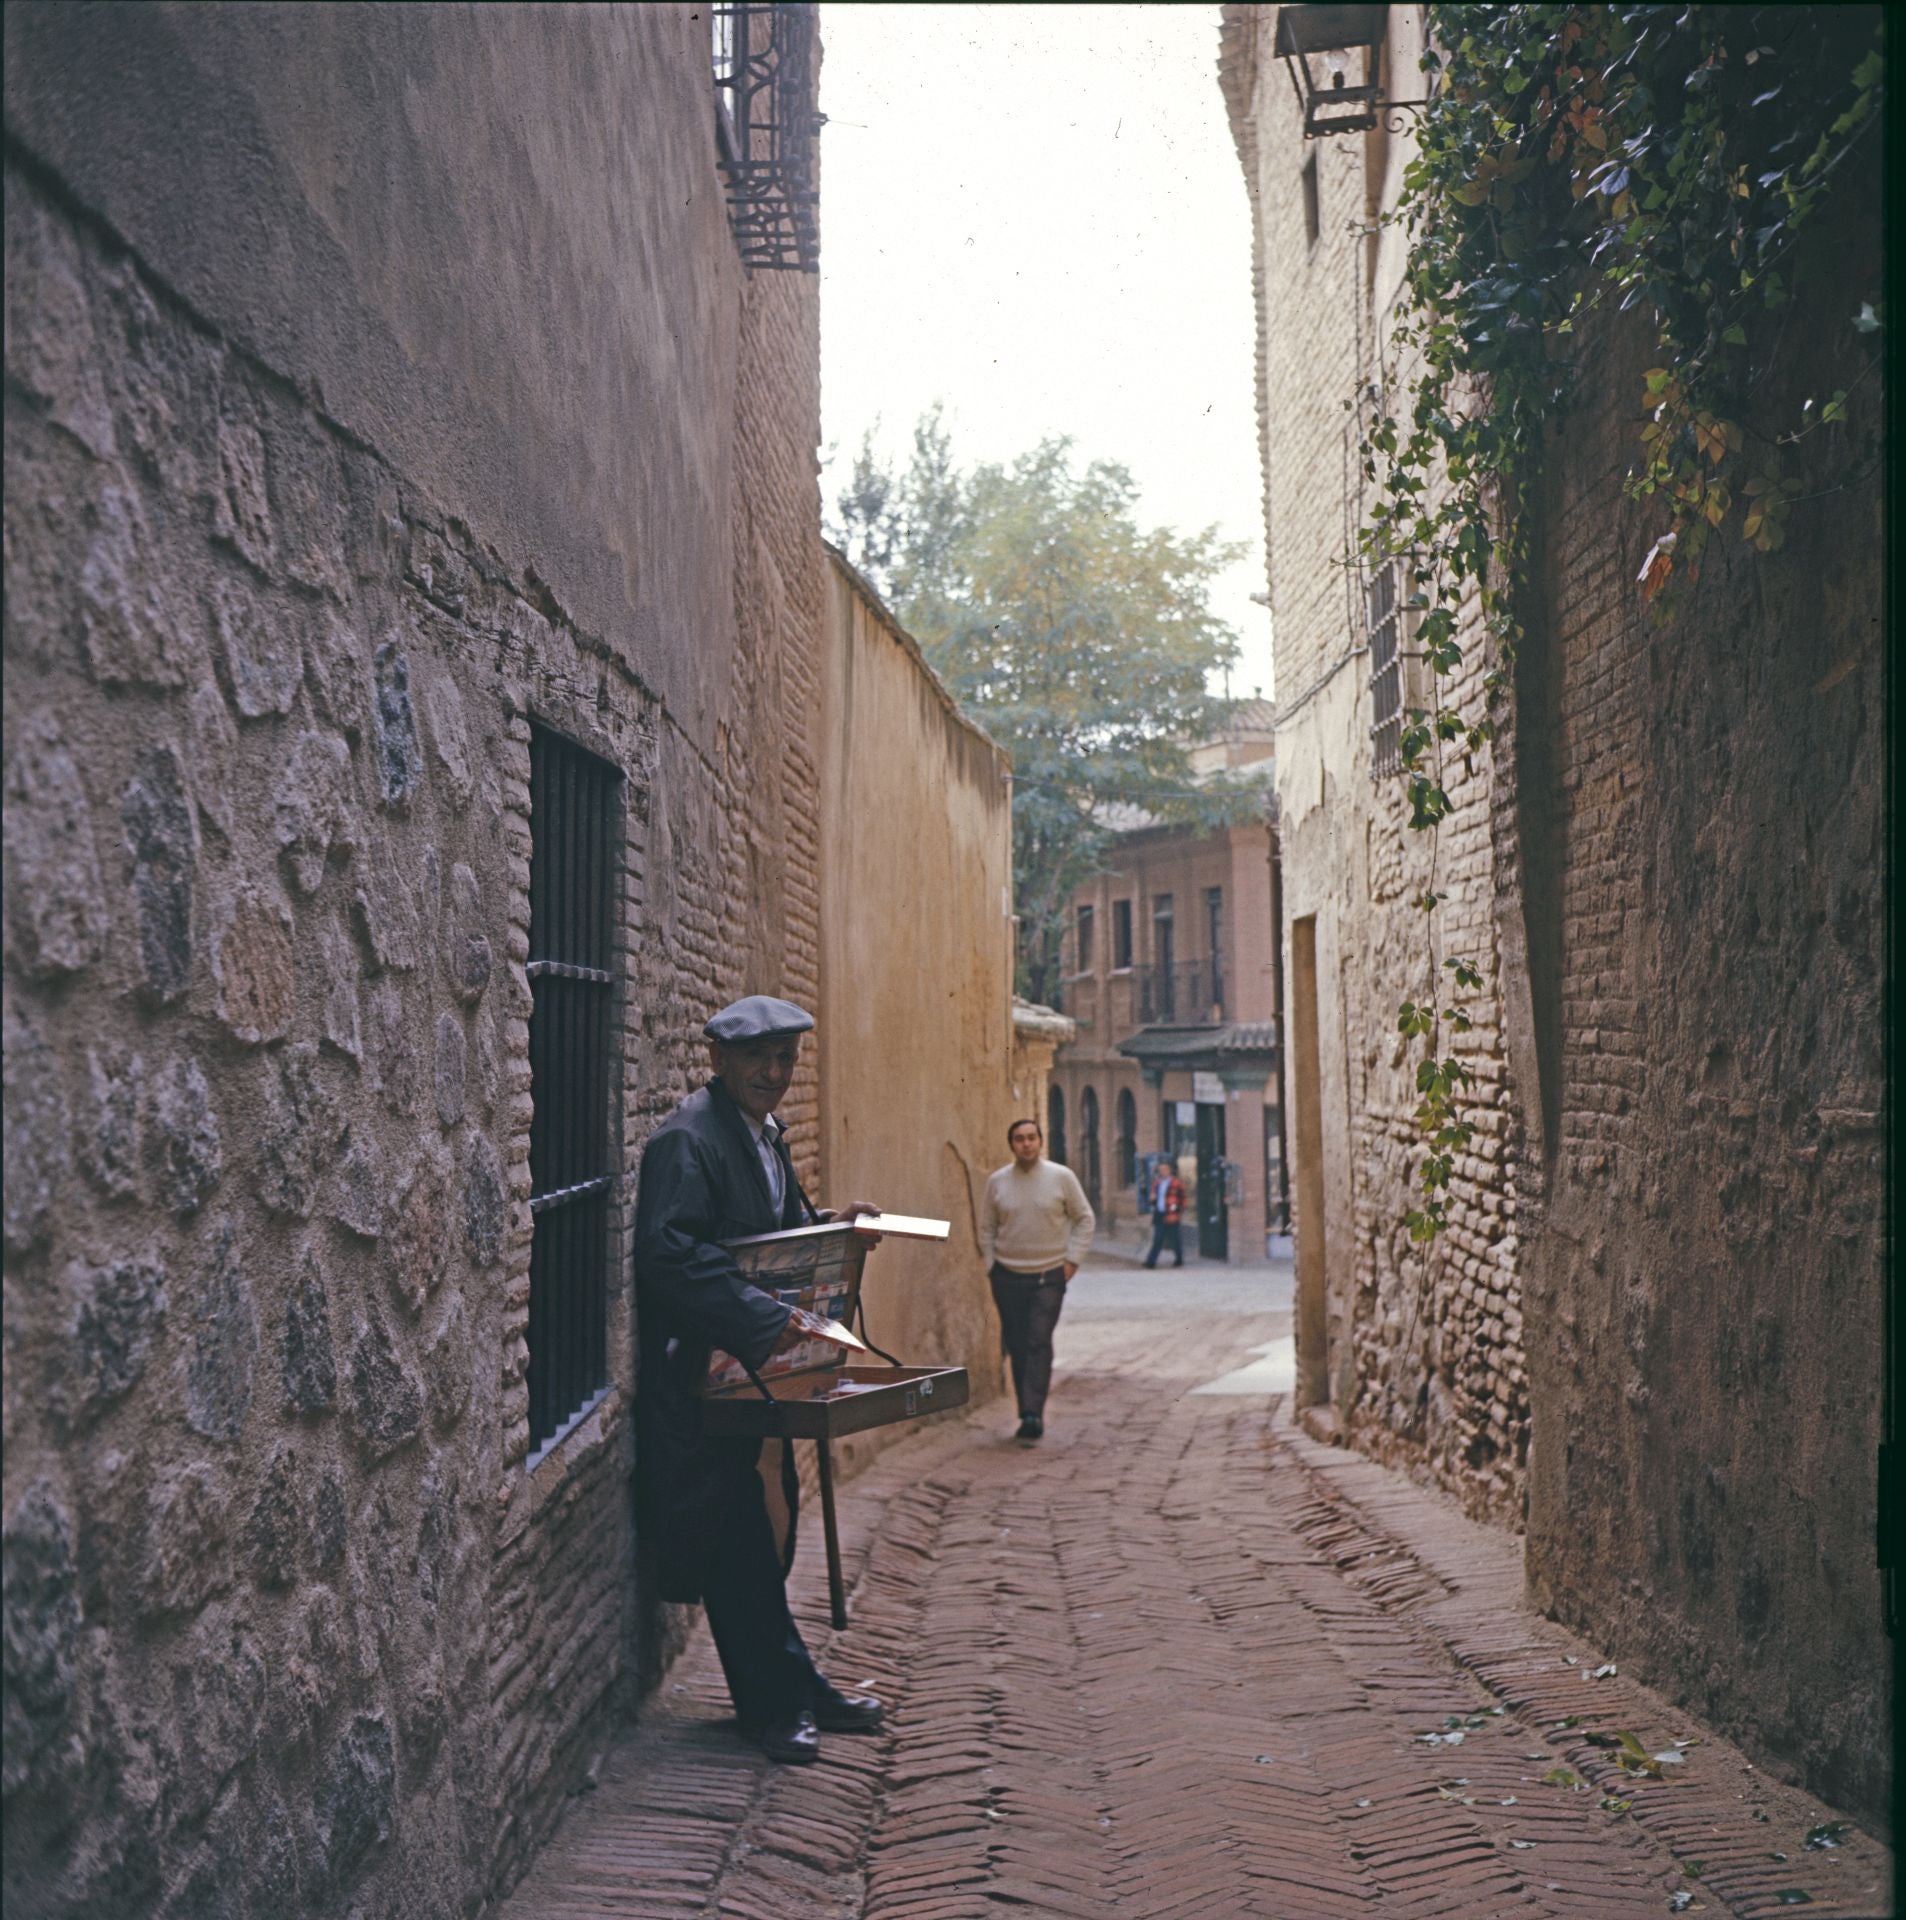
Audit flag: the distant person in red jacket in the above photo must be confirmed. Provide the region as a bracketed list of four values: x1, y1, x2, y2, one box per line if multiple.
[1143, 1162, 1187, 1269]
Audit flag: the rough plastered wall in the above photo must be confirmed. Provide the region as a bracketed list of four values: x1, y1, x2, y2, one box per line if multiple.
[814, 552, 1014, 1451]
[1221, 5, 1528, 1524]
[2, 5, 829, 1914]
[1510, 160, 1888, 1822]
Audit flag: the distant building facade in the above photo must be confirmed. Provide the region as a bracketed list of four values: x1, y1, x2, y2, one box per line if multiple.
[1049, 703, 1285, 1261]
[2, 10, 1014, 1917]
[1223, 1, 1886, 1824]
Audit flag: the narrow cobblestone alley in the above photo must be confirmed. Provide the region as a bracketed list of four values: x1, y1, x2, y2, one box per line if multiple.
[500, 1260, 1892, 1920]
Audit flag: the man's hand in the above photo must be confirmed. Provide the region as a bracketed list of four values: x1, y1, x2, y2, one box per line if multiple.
[773, 1304, 834, 1352]
[819, 1200, 883, 1245]
[1062, 1261, 1078, 1282]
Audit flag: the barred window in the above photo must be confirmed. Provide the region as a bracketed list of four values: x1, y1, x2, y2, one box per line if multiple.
[711, 2, 821, 272]
[526, 726, 622, 1459]
[1367, 559, 1403, 777]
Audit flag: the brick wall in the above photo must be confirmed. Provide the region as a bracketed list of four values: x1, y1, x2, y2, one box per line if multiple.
[1513, 175, 1887, 1819]
[1226, 2, 1887, 1820]
[1222, 5, 1528, 1524]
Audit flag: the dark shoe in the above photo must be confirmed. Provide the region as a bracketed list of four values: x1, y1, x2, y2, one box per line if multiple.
[747, 1709, 821, 1764]
[1015, 1416, 1044, 1441]
[812, 1682, 884, 1733]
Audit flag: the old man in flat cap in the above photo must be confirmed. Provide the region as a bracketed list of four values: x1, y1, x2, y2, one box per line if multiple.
[634, 995, 883, 1763]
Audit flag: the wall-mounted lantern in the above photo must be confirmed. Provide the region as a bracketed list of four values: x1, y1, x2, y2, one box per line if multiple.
[1273, 4, 1393, 138]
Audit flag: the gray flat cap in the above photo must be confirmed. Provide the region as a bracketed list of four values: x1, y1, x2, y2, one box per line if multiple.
[703, 995, 815, 1043]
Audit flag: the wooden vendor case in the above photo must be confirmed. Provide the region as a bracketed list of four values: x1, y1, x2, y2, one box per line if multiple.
[700, 1218, 968, 1437]
[702, 1363, 968, 1437]
[700, 1215, 966, 1627]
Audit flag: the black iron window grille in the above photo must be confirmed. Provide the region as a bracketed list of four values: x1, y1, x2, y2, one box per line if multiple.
[526, 725, 622, 1456]
[1367, 558, 1403, 777]
[1151, 896, 1176, 1018]
[712, 2, 821, 272]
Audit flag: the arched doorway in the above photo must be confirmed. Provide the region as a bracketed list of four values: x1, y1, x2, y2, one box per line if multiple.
[1079, 1086, 1102, 1213]
[1116, 1089, 1137, 1190]
[1047, 1083, 1067, 1168]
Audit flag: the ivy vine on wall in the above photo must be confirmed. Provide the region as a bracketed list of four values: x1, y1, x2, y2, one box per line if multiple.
[1358, 3, 1883, 1240]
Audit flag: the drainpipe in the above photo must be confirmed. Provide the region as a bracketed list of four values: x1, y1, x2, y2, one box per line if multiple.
[1267, 811, 1291, 1236]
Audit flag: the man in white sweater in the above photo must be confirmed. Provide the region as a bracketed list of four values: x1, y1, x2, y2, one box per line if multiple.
[977, 1117, 1096, 1441]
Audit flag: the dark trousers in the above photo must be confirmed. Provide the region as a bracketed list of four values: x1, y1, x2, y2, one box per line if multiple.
[988, 1263, 1068, 1418]
[700, 1455, 822, 1727]
[1143, 1217, 1184, 1267]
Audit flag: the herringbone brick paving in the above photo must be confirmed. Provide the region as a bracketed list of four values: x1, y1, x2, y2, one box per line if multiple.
[499, 1264, 1892, 1920]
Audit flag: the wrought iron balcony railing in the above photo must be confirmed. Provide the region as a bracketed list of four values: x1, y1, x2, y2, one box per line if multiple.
[1137, 961, 1227, 1026]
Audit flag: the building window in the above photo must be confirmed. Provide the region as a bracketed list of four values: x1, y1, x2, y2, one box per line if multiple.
[1151, 894, 1176, 1020]
[1301, 150, 1321, 248]
[1205, 886, 1225, 1014]
[711, 3, 821, 272]
[1075, 902, 1095, 973]
[1111, 898, 1134, 970]
[1116, 1089, 1138, 1188]
[526, 725, 622, 1456]
[1048, 1083, 1068, 1169]
[1367, 558, 1403, 777]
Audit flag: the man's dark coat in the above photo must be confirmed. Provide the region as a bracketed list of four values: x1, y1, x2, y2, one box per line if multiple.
[634, 1079, 811, 1603]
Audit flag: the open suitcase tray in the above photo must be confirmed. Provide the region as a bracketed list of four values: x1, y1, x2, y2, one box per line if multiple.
[701, 1364, 969, 1439]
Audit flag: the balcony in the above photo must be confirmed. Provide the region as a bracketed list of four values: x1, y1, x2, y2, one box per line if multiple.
[1137, 961, 1226, 1026]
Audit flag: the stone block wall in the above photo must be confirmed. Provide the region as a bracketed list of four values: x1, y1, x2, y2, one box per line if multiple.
[1, 4, 847, 1913]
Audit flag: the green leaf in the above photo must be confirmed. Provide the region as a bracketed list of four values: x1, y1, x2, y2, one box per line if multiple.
[1721, 322, 1747, 346]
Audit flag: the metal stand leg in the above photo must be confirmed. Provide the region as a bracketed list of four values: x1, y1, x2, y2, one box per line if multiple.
[815, 1436, 847, 1629]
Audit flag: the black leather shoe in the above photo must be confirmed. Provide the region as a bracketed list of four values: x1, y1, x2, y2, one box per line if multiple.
[812, 1682, 884, 1733]
[748, 1709, 821, 1764]
[1015, 1415, 1043, 1441]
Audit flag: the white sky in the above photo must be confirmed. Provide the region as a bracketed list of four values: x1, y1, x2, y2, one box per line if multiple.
[817, 2, 1275, 701]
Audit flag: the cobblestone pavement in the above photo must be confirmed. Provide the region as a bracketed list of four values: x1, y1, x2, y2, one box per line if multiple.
[499, 1261, 1892, 1920]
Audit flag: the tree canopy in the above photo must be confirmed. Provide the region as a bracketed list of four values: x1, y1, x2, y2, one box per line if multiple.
[829, 409, 1261, 1006]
